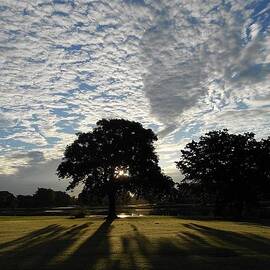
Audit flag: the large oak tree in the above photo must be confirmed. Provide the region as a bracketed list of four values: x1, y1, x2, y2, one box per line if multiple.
[57, 119, 174, 219]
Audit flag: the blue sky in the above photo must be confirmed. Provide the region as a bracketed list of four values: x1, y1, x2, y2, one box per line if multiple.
[0, 0, 270, 195]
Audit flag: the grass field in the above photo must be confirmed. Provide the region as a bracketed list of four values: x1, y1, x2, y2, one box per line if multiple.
[0, 216, 270, 270]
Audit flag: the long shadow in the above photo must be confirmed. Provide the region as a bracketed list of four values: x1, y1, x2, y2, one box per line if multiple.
[61, 218, 114, 270]
[2, 219, 270, 270]
[0, 223, 90, 270]
[0, 218, 115, 270]
[119, 223, 270, 270]
[0, 224, 62, 250]
[184, 223, 270, 255]
[120, 224, 201, 270]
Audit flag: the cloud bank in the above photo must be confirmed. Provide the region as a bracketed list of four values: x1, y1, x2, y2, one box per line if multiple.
[0, 0, 269, 192]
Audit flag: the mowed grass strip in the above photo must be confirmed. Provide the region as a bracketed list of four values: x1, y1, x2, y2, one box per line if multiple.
[0, 216, 270, 270]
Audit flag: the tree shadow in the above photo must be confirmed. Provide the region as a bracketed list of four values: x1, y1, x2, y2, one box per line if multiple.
[0, 218, 116, 270]
[62, 218, 115, 270]
[0, 224, 62, 250]
[0, 223, 91, 270]
[1, 219, 270, 270]
[183, 223, 270, 255]
[118, 223, 270, 270]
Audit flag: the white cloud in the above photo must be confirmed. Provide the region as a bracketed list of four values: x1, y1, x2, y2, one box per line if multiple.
[0, 0, 270, 190]
[0, 159, 69, 195]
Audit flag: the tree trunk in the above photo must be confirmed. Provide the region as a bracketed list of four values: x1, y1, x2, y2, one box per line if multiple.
[107, 187, 117, 220]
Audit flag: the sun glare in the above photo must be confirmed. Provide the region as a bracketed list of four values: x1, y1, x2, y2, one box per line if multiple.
[115, 166, 129, 178]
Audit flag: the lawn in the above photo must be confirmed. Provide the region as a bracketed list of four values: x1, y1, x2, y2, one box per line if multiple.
[0, 216, 270, 270]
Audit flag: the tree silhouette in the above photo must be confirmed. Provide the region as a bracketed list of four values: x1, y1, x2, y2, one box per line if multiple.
[0, 191, 16, 208]
[57, 119, 174, 219]
[176, 129, 270, 217]
[33, 188, 56, 207]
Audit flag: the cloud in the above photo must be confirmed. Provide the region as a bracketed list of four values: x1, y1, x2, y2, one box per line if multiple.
[0, 159, 69, 195]
[0, 0, 162, 175]
[140, 0, 270, 136]
[0, 0, 269, 187]
[140, 2, 207, 129]
[0, 151, 45, 174]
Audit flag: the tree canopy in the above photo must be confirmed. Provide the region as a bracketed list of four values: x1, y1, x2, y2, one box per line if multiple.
[57, 118, 174, 218]
[176, 129, 270, 217]
[0, 191, 16, 208]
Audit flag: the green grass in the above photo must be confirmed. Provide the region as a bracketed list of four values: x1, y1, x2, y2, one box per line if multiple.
[0, 216, 270, 270]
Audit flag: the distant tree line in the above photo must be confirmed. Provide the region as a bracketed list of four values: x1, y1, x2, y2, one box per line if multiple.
[0, 188, 76, 208]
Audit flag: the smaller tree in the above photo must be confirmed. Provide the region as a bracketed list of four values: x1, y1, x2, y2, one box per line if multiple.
[33, 188, 56, 207]
[176, 129, 268, 218]
[256, 137, 270, 200]
[0, 191, 16, 208]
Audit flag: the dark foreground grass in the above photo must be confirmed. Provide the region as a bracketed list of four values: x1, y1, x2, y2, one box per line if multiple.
[0, 216, 270, 270]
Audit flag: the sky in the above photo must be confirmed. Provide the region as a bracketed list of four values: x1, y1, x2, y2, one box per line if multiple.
[0, 0, 270, 195]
